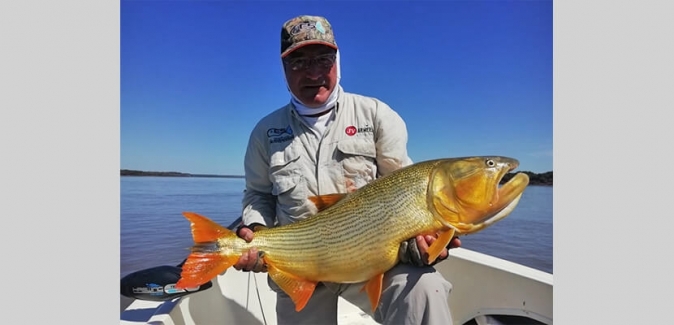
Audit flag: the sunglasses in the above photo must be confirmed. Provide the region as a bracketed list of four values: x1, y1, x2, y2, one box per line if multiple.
[284, 53, 337, 71]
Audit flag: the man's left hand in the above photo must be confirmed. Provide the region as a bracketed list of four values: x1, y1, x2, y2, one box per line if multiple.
[398, 234, 461, 267]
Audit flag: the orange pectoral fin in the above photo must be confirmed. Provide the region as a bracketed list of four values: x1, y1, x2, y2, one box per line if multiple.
[267, 264, 317, 312]
[360, 273, 384, 312]
[308, 194, 348, 211]
[425, 228, 456, 264]
[176, 252, 238, 289]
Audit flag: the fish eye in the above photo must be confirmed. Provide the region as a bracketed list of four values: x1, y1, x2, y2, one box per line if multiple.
[485, 159, 496, 167]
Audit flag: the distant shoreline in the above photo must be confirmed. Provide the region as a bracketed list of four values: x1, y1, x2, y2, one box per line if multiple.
[120, 169, 244, 179]
[120, 169, 552, 185]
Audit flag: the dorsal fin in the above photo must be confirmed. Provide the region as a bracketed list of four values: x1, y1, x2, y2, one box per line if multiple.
[308, 193, 348, 211]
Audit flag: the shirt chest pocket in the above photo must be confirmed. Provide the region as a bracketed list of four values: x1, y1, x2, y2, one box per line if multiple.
[335, 138, 378, 191]
[269, 144, 306, 204]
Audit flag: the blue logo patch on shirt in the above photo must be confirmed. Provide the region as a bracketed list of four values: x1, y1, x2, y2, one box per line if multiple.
[267, 125, 294, 144]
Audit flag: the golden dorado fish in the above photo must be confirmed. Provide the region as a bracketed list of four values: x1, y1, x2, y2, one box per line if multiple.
[175, 156, 529, 312]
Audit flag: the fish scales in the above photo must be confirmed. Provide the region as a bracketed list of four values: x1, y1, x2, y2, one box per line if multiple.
[235, 160, 445, 282]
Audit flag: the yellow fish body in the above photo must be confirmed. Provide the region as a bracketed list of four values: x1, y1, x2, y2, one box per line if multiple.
[176, 156, 530, 312]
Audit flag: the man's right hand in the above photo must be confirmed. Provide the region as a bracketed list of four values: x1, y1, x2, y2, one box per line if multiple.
[233, 226, 268, 273]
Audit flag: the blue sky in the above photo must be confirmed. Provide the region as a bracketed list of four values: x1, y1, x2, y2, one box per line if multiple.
[121, 1, 552, 175]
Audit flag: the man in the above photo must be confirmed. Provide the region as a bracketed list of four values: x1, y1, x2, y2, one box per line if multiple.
[234, 15, 461, 325]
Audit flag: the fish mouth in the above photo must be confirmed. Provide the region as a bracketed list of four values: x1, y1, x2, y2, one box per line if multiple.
[481, 171, 530, 228]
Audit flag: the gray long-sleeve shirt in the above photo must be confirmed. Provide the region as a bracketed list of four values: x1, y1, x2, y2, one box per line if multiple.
[241, 87, 413, 228]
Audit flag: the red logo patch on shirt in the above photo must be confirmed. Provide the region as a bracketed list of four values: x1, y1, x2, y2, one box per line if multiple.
[345, 126, 357, 136]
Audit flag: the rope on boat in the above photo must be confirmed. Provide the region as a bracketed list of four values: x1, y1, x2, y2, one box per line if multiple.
[253, 272, 268, 325]
[246, 272, 251, 310]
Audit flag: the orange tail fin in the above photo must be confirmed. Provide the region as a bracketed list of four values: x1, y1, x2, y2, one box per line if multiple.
[182, 211, 233, 243]
[176, 212, 238, 289]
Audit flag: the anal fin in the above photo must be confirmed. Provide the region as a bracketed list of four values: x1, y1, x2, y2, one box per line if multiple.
[360, 273, 384, 312]
[426, 228, 456, 264]
[267, 264, 318, 312]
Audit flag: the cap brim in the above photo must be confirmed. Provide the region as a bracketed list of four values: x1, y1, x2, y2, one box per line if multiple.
[281, 41, 338, 58]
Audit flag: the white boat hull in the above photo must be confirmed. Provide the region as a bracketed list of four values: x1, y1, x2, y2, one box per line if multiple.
[120, 247, 552, 325]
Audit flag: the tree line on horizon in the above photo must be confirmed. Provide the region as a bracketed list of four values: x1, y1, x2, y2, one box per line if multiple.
[120, 169, 243, 178]
[121, 169, 552, 186]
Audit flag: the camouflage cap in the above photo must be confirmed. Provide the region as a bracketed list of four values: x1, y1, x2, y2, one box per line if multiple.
[280, 15, 338, 58]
